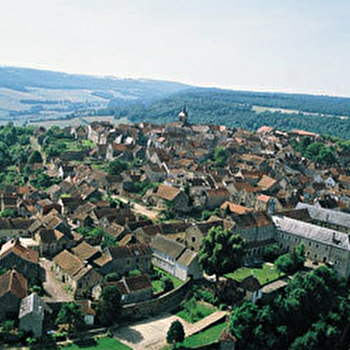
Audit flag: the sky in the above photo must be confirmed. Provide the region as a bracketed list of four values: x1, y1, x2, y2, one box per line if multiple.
[1, 0, 350, 96]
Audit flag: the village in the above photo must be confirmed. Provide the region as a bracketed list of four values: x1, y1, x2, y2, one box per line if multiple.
[1, 108, 350, 349]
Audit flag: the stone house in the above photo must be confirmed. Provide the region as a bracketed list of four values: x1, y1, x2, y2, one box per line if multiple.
[93, 243, 152, 276]
[150, 184, 189, 212]
[0, 218, 34, 243]
[53, 250, 102, 299]
[0, 239, 43, 282]
[0, 269, 27, 320]
[231, 212, 276, 258]
[93, 274, 153, 304]
[19, 293, 50, 338]
[255, 195, 283, 214]
[34, 228, 71, 257]
[201, 188, 231, 209]
[151, 234, 202, 281]
[257, 175, 279, 194]
[227, 181, 261, 208]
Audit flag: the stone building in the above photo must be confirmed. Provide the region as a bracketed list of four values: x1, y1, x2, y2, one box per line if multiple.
[0, 269, 27, 320]
[19, 293, 50, 338]
[0, 238, 43, 282]
[151, 234, 202, 281]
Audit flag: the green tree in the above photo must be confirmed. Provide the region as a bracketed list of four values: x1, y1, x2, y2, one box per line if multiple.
[275, 243, 306, 274]
[315, 148, 337, 165]
[56, 303, 84, 333]
[107, 159, 129, 175]
[0, 209, 17, 218]
[214, 146, 229, 167]
[166, 320, 185, 346]
[28, 150, 43, 164]
[97, 285, 121, 326]
[198, 226, 245, 282]
[161, 276, 174, 292]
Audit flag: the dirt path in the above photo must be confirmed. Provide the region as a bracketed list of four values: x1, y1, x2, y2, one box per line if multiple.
[114, 311, 227, 350]
[113, 313, 190, 350]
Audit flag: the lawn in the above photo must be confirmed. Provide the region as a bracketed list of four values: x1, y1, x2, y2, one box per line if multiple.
[225, 262, 283, 285]
[63, 337, 131, 350]
[176, 299, 216, 323]
[181, 322, 228, 349]
[152, 279, 164, 293]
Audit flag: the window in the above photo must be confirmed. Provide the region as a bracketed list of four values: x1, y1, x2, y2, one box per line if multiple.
[191, 236, 196, 243]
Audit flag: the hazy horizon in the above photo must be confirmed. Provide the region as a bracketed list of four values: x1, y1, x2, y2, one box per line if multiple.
[2, 1, 350, 97]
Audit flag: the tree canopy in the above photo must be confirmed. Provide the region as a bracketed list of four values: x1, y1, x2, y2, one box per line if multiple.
[230, 266, 349, 350]
[198, 226, 245, 281]
[97, 285, 122, 326]
[167, 320, 185, 345]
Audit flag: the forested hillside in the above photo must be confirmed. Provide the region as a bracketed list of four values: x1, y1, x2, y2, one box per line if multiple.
[105, 89, 350, 139]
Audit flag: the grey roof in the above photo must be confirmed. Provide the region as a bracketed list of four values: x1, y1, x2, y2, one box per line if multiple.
[296, 203, 350, 229]
[19, 293, 47, 320]
[151, 234, 185, 259]
[177, 249, 197, 267]
[272, 215, 350, 251]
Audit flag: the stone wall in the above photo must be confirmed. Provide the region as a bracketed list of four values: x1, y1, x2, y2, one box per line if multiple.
[121, 279, 191, 320]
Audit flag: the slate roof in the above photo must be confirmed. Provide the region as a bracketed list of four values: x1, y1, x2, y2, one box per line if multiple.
[176, 249, 197, 267]
[151, 234, 185, 259]
[108, 244, 152, 260]
[272, 214, 350, 251]
[296, 203, 350, 229]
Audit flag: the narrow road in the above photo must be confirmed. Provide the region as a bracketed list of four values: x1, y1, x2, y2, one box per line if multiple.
[114, 195, 160, 221]
[40, 258, 73, 303]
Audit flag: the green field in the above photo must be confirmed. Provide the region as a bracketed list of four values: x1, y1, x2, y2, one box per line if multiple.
[225, 263, 283, 285]
[151, 279, 164, 293]
[176, 299, 216, 324]
[63, 337, 131, 350]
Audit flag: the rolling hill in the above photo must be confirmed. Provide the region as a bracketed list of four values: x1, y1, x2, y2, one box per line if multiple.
[2, 66, 350, 138]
